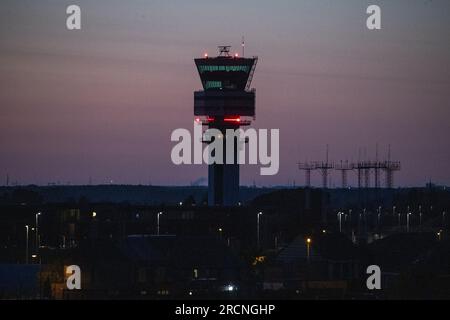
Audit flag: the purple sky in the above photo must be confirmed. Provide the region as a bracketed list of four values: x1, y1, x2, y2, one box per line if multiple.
[1, 0, 449, 187]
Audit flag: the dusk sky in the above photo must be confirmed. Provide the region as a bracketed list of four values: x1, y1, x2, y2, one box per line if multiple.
[1, 0, 449, 187]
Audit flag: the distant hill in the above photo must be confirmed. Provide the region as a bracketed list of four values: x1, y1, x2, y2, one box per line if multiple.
[0, 185, 448, 209]
[0, 185, 277, 206]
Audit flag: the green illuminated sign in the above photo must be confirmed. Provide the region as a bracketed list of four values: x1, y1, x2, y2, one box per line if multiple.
[198, 65, 250, 73]
[204, 81, 222, 89]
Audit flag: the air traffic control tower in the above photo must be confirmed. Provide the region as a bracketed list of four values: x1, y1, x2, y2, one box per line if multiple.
[194, 46, 258, 206]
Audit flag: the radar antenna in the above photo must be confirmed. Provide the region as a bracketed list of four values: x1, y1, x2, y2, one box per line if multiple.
[218, 45, 231, 56]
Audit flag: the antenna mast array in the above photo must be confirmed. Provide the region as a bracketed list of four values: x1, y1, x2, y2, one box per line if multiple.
[299, 145, 401, 188]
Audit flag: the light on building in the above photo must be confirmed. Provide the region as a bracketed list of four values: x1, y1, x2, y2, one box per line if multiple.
[226, 284, 235, 292]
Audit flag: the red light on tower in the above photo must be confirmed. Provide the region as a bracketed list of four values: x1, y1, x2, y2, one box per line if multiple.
[204, 53, 208, 58]
[234, 53, 239, 58]
[224, 117, 241, 123]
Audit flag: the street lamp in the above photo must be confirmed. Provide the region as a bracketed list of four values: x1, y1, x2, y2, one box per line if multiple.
[419, 205, 422, 228]
[407, 212, 412, 233]
[363, 208, 367, 231]
[407, 206, 410, 229]
[257, 212, 263, 250]
[157, 212, 163, 235]
[35, 212, 41, 253]
[443, 211, 446, 228]
[378, 206, 382, 228]
[337, 212, 343, 233]
[306, 238, 311, 264]
[25, 225, 29, 264]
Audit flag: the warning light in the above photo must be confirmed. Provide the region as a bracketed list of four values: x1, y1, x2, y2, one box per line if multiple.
[224, 117, 241, 123]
